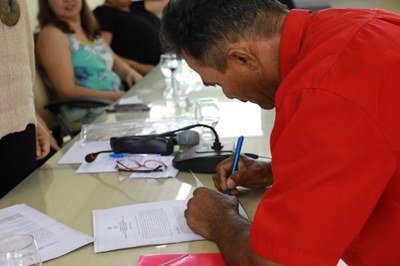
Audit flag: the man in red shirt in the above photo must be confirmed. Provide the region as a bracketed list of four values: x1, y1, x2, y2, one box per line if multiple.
[161, 0, 400, 265]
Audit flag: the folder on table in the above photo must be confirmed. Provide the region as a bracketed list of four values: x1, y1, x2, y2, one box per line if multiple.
[138, 253, 226, 265]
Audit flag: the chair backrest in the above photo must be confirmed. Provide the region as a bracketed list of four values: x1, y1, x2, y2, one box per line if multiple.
[33, 65, 57, 130]
[33, 31, 115, 140]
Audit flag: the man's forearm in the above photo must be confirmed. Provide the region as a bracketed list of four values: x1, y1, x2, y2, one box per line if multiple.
[214, 213, 281, 266]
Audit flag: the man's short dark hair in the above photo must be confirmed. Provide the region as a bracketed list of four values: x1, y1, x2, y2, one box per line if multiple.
[160, 0, 287, 71]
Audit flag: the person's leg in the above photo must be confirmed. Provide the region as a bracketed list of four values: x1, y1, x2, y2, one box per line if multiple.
[0, 124, 36, 198]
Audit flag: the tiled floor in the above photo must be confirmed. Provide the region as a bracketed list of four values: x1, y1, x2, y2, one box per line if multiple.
[297, 0, 400, 12]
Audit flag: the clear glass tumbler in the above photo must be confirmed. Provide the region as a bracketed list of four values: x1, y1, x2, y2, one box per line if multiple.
[194, 97, 220, 141]
[160, 54, 180, 107]
[0, 234, 42, 266]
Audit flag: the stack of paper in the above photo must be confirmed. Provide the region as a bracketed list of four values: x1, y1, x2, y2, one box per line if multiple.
[0, 204, 93, 262]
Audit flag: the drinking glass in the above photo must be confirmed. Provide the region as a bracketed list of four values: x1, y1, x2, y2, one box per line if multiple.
[160, 53, 179, 79]
[0, 234, 42, 266]
[194, 98, 220, 141]
[160, 54, 180, 107]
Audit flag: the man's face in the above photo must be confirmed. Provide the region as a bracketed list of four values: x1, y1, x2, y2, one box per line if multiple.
[183, 53, 279, 110]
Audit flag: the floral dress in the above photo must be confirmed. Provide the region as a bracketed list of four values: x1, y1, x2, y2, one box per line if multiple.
[62, 35, 122, 131]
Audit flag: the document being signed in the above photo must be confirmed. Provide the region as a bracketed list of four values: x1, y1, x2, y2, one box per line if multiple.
[93, 172, 249, 253]
[93, 200, 203, 253]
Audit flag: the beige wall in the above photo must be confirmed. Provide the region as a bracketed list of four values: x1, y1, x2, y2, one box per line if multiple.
[26, 0, 104, 29]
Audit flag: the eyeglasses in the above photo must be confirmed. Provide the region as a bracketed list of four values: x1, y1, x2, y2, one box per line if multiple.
[115, 159, 168, 173]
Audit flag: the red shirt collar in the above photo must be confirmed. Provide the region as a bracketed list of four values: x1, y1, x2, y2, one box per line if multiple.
[280, 9, 312, 79]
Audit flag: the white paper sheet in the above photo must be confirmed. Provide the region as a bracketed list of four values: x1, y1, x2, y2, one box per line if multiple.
[189, 170, 206, 188]
[77, 154, 179, 178]
[189, 170, 249, 219]
[118, 95, 144, 105]
[93, 172, 248, 253]
[93, 200, 203, 253]
[0, 204, 93, 262]
[58, 141, 111, 164]
[76, 153, 117, 173]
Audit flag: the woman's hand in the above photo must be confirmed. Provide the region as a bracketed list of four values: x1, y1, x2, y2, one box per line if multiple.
[125, 69, 143, 88]
[35, 120, 51, 160]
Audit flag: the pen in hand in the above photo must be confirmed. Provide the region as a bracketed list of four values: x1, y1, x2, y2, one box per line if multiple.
[225, 135, 244, 195]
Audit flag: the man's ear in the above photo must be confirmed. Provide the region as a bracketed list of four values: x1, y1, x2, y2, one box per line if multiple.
[226, 44, 258, 71]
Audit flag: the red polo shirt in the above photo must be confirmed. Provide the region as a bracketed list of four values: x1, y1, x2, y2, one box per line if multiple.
[250, 9, 400, 265]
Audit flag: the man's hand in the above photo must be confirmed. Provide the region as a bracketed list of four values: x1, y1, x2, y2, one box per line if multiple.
[185, 187, 240, 240]
[185, 187, 282, 265]
[212, 155, 274, 195]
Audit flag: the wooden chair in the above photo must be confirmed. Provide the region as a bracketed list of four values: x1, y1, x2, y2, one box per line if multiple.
[33, 64, 113, 145]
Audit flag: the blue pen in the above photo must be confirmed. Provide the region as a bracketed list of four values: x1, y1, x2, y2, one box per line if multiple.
[109, 153, 125, 158]
[225, 135, 244, 195]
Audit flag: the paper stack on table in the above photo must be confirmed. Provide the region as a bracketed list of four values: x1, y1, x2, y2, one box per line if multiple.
[0, 204, 93, 262]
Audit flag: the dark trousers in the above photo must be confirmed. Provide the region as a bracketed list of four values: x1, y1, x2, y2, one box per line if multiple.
[0, 124, 36, 198]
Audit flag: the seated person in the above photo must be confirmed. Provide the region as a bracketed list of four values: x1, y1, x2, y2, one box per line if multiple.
[143, 0, 170, 16]
[93, 0, 168, 75]
[36, 0, 142, 132]
[279, 0, 295, 9]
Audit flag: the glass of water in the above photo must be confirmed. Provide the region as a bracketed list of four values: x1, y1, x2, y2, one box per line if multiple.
[0, 234, 42, 266]
[160, 53, 180, 106]
[194, 97, 220, 141]
[160, 53, 179, 79]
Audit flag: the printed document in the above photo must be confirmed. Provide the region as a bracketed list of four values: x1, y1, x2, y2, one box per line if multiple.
[0, 204, 93, 262]
[93, 172, 249, 253]
[93, 200, 203, 253]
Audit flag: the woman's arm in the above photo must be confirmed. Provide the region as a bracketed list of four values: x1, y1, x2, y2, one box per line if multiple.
[100, 40, 143, 88]
[112, 54, 143, 88]
[36, 26, 123, 101]
[122, 57, 154, 76]
[35, 112, 51, 160]
[145, 0, 170, 17]
[35, 112, 60, 152]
